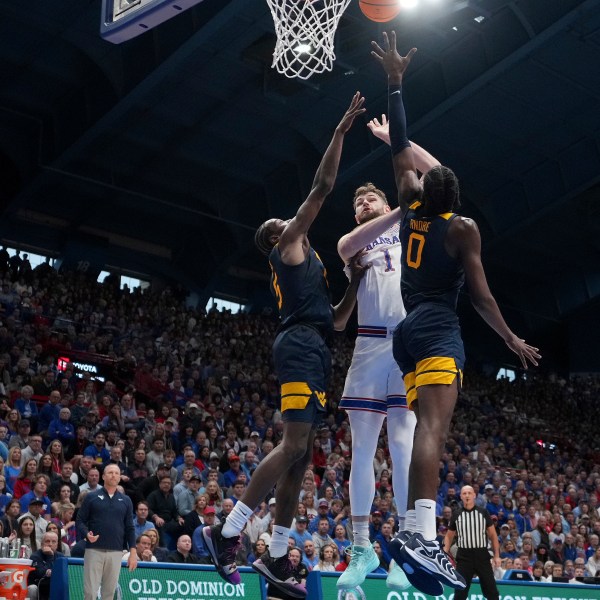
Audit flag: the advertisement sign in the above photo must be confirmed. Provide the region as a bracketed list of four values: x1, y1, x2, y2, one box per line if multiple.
[317, 572, 600, 600]
[52, 559, 265, 600]
[49, 559, 600, 600]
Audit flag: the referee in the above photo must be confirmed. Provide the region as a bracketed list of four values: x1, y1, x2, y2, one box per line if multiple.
[444, 485, 500, 600]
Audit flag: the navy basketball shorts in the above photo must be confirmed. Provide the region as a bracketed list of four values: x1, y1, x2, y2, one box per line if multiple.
[273, 324, 331, 425]
[393, 302, 465, 408]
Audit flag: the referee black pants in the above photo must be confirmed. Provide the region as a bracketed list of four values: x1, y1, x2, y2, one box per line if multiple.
[454, 548, 499, 600]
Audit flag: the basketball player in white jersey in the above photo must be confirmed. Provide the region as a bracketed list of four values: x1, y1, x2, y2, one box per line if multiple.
[336, 120, 440, 591]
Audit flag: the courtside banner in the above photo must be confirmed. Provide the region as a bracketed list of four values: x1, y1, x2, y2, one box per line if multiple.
[313, 572, 600, 600]
[51, 558, 266, 600]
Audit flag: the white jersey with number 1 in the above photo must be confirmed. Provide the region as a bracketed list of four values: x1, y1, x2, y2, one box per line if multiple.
[346, 222, 406, 330]
[340, 222, 409, 413]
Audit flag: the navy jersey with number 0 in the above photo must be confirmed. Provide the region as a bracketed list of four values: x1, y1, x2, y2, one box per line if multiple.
[269, 245, 334, 335]
[400, 200, 465, 313]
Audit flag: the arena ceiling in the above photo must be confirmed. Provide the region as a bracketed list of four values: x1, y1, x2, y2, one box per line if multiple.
[0, 0, 599, 371]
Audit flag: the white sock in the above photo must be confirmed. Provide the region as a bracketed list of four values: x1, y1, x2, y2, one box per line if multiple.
[405, 510, 416, 533]
[397, 515, 406, 533]
[353, 520, 370, 547]
[222, 501, 252, 538]
[415, 499, 437, 540]
[269, 525, 291, 558]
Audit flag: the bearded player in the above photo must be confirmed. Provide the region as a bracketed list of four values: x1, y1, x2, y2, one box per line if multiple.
[337, 135, 440, 591]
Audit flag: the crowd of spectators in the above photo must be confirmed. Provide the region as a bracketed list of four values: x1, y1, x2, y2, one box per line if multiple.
[1, 254, 600, 594]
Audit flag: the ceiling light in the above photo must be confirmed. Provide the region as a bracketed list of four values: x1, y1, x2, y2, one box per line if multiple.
[294, 43, 313, 55]
[474, 15, 485, 23]
[400, 0, 419, 9]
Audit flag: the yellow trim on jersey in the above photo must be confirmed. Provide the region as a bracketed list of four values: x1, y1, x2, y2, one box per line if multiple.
[403, 372, 417, 409]
[438, 212, 454, 220]
[415, 356, 463, 387]
[409, 201, 422, 210]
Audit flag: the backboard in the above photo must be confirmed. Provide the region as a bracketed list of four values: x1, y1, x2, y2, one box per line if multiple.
[101, 0, 207, 43]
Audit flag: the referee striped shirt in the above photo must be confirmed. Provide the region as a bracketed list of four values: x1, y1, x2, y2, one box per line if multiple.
[449, 506, 493, 549]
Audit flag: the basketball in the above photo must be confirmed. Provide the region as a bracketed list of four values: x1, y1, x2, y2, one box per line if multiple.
[359, 0, 401, 22]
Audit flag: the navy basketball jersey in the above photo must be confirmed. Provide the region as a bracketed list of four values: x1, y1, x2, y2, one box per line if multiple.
[268, 245, 333, 335]
[400, 201, 465, 312]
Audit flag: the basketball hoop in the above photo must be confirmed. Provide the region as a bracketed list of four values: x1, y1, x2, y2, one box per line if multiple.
[266, 0, 352, 80]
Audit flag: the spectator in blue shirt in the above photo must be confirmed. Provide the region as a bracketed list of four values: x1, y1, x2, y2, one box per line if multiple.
[83, 431, 110, 465]
[374, 522, 393, 566]
[37, 391, 61, 438]
[240, 450, 257, 481]
[514, 504, 531, 535]
[19, 476, 52, 516]
[223, 455, 243, 488]
[133, 501, 156, 539]
[13, 385, 39, 422]
[309, 499, 336, 535]
[487, 491, 503, 517]
[191, 505, 217, 562]
[290, 516, 312, 550]
[47, 408, 75, 450]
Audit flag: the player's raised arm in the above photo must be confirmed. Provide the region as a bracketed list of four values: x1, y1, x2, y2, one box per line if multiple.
[451, 216, 541, 369]
[337, 207, 401, 263]
[371, 31, 421, 214]
[279, 93, 365, 264]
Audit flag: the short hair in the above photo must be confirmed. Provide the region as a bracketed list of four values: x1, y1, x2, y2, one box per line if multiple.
[353, 182, 388, 208]
[42, 532, 58, 544]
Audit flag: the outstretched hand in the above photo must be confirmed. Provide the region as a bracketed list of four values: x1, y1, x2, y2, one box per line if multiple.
[367, 114, 390, 144]
[371, 31, 416, 82]
[336, 92, 366, 134]
[505, 335, 541, 369]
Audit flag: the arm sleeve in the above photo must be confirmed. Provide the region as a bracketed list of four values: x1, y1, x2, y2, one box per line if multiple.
[388, 85, 411, 156]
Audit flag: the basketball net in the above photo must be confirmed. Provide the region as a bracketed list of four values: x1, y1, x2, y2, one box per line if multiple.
[266, 0, 352, 80]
